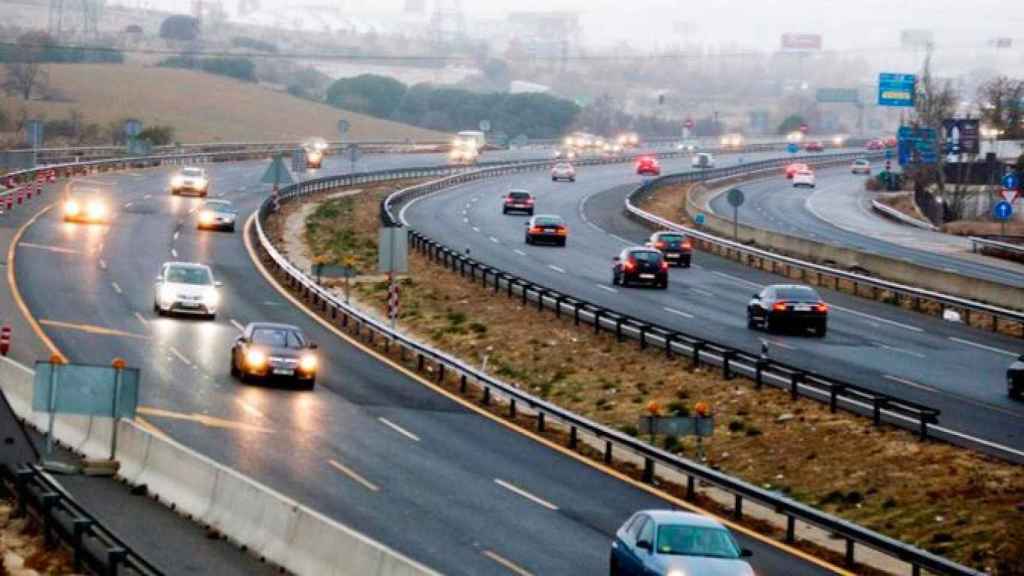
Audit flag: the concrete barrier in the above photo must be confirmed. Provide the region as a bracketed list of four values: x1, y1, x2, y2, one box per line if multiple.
[870, 198, 937, 230]
[0, 358, 440, 576]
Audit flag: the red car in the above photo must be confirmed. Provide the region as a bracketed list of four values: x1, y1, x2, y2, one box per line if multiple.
[635, 156, 661, 176]
[804, 141, 824, 152]
[883, 136, 897, 148]
[785, 163, 810, 179]
[865, 139, 884, 151]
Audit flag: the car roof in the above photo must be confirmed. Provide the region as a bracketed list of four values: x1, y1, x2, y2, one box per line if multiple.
[766, 283, 817, 291]
[182, 166, 204, 171]
[204, 199, 232, 205]
[626, 246, 661, 254]
[508, 189, 532, 194]
[247, 322, 302, 332]
[639, 510, 725, 528]
[532, 214, 564, 220]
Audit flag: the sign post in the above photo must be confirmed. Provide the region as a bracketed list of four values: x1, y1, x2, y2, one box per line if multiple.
[726, 188, 745, 241]
[261, 154, 294, 211]
[26, 120, 43, 167]
[378, 227, 408, 330]
[347, 144, 361, 173]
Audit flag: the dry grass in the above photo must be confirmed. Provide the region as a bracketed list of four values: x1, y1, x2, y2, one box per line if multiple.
[944, 220, 1024, 238]
[876, 193, 930, 223]
[0, 64, 448, 142]
[1, 500, 77, 574]
[271, 182, 1024, 575]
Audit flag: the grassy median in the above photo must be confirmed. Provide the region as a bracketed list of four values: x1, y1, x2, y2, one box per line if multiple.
[267, 183, 1024, 575]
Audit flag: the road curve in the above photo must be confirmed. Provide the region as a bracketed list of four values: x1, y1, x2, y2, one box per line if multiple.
[401, 158, 1024, 455]
[12, 151, 838, 575]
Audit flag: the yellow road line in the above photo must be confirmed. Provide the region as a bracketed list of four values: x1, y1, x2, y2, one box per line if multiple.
[7, 203, 66, 362]
[243, 214, 855, 575]
[137, 406, 271, 433]
[327, 459, 380, 492]
[39, 319, 150, 340]
[482, 550, 533, 576]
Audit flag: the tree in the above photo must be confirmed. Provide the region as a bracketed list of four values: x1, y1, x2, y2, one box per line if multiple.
[777, 114, 806, 135]
[326, 74, 407, 118]
[159, 15, 199, 42]
[910, 49, 960, 219]
[977, 76, 1024, 140]
[137, 125, 175, 146]
[2, 32, 49, 100]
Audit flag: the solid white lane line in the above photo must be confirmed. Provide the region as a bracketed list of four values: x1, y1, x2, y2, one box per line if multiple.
[513, 249, 526, 256]
[124, 202, 133, 208]
[173, 231, 180, 240]
[948, 336, 1019, 357]
[230, 318, 246, 332]
[463, 218, 469, 224]
[884, 374, 937, 392]
[168, 347, 191, 366]
[111, 282, 122, 294]
[472, 226, 480, 232]
[765, 339, 797, 351]
[170, 248, 178, 258]
[236, 399, 265, 419]
[482, 551, 533, 576]
[711, 271, 760, 289]
[18, 242, 80, 255]
[328, 459, 380, 492]
[134, 312, 148, 325]
[494, 479, 558, 511]
[548, 265, 566, 273]
[663, 306, 694, 319]
[877, 343, 926, 358]
[597, 284, 618, 293]
[378, 417, 421, 442]
[609, 233, 632, 245]
[99, 259, 107, 270]
[829, 304, 923, 332]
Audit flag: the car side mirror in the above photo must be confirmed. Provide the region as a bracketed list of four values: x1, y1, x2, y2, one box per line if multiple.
[740, 548, 753, 558]
[308, 342, 318, 350]
[613, 257, 621, 262]
[636, 539, 652, 552]
[751, 293, 759, 299]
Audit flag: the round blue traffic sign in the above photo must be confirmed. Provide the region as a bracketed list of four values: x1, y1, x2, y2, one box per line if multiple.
[786, 143, 799, 154]
[884, 149, 893, 160]
[1003, 172, 1019, 191]
[994, 201, 1013, 221]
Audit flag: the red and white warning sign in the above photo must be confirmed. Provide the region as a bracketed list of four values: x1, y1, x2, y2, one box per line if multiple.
[1001, 189, 1019, 204]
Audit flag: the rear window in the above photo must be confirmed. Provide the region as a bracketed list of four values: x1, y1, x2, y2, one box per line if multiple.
[166, 266, 211, 285]
[775, 287, 819, 300]
[508, 191, 531, 200]
[554, 163, 572, 170]
[630, 250, 662, 262]
[657, 234, 684, 242]
[534, 216, 563, 226]
[204, 200, 232, 210]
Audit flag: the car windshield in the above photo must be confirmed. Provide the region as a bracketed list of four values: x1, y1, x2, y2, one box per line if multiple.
[251, 328, 306, 349]
[655, 525, 741, 559]
[204, 200, 233, 212]
[535, 217, 563, 226]
[166, 266, 211, 285]
[855, 160, 869, 165]
[630, 250, 662, 262]
[182, 168, 203, 177]
[775, 287, 819, 301]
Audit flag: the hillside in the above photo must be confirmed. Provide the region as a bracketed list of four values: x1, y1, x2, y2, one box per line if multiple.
[1, 63, 449, 143]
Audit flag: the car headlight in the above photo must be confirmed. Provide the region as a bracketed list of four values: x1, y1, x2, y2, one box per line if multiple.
[204, 287, 220, 306]
[299, 354, 317, 372]
[667, 571, 686, 576]
[199, 210, 214, 225]
[197, 178, 208, 188]
[171, 176, 184, 188]
[86, 200, 106, 220]
[64, 199, 80, 216]
[159, 284, 177, 304]
[246, 349, 266, 368]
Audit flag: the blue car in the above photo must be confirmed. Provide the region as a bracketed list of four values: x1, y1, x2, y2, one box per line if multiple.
[610, 510, 754, 576]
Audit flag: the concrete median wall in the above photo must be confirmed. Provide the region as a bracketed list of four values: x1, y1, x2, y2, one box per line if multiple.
[0, 358, 440, 576]
[684, 181, 1024, 311]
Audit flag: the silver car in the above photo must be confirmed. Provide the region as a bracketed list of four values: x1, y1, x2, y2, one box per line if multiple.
[551, 162, 576, 182]
[170, 166, 209, 196]
[197, 199, 237, 232]
[610, 510, 754, 576]
[153, 262, 222, 319]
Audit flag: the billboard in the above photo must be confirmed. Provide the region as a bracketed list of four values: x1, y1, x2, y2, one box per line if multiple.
[781, 33, 822, 50]
[942, 118, 980, 155]
[900, 29, 933, 49]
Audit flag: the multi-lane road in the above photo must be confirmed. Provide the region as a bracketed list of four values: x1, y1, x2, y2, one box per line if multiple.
[401, 156, 1024, 457]
[11, 150, 843, 574]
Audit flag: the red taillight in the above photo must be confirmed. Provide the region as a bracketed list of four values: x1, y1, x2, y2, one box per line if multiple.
[772, 302, 787, 312]
[623, 259, 636, 271]
[816, 302, 829, 313]
[529, 226, 543, 234]
[526, 198, 534, 204]
[655, 241, 667, 249]
[681, 240, 692, 250]
[557, 227, 567, 235]
[660, 260, 669, 271]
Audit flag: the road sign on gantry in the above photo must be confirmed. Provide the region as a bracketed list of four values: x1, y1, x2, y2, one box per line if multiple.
[878, 73, 916, 107]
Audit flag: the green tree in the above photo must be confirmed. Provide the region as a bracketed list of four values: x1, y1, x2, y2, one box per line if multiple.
[776, 114, 806, 134]
[326, 74, 407, 118]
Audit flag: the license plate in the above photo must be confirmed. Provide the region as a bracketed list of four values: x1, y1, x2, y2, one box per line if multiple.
[273, 368, 294, 376]
[181, 302, 200, 308]
[544, 228, 556, 233]
[640, 274, 655, 279]
[795, 305, 811, 311]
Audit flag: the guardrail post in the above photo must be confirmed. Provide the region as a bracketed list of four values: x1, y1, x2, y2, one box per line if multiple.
[642, 458, 654, 483]
[537, 412, 545, 432]
[437, 363, 445, 383]
[615, 318, 624, 342]
[482, 387, 491, 405]
[593, 310, 603, 334]
[691, 341, 705, 368]
[537, 290, 546, 312]
[417, 354, 424, 372]
[829, 384, 846, 413]
[569, 426, 578, 449]
[509, 398, 516, 418]
[107, 547, 127, 576]
[722, 350, 736, 379]
[912, 565, 921, 576]
[919, 415, 929, 440]
[639, 328, 647, 350]
[872, 398, 887, 427]
[604, 441, 612, 463]
[845, 539, 855, 567]
[574, 303, 584, 326]
[460, 374, 467, 393]
[686, 476, 696, 500]
[790, 372, 803, 400]
[41, 492, 59, 546]
[733, 494, 743, 519]
[71, 518, 93, 570]
[522, 284, 529, 306]
[481, 268, 489, 287]
[785, 516, 796, 543]
[494, 273, 501, 294]
[754, 359, 767, 390]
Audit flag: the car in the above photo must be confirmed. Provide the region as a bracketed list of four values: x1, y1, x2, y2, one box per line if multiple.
[197, 199, 238, 232]
[883, 136, 897, 148]
[804, 140, 825, 152]
[747, 284, 828, 336]
[551, 162, 576, 182]
[636, 156, 661, 176]
[524, 214, 567, 246]
[646, 231, 692, 267]
[675, 140, 698, 152]
[170, 166, 209, 196]
[792, 170, 816, 188]
[153, 261, 222, 319]
[851, 159, 872, 175]
[62, 189, 110, 224]
[610, 510, 754, 576]
[502, 190, 535, 215]
[305, 148, 323, 169]
[231, 322, 318, 389]
[612, 247, 668, 288]
[1009, 355, 1024, 400]
[784, 162, 809, 179]
[865, 139, 885, 151]
[692, 152, 715, 169]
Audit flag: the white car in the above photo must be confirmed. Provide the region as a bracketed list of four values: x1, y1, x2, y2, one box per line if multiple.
[793, 170, 816, 188]
[153, 262, 222, 319]
[692, 152, 715, 169]
[851, 159, 871, 175]
[170, 166, 209, 196]
[551, 162, 576, 182]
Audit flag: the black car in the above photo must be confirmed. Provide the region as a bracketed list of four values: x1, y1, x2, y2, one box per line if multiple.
[230, 322, 318, 389]
[647, 231, 693, 268]
[524, 214, 568, 246]
[747, 284, 828, 336]
[612, 248, 668, 288]
[1008, 355, 1024, 400]
[502, 190, 535, 215]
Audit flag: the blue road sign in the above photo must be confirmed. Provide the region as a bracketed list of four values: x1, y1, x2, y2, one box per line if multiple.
[1002, 173, 1019, 191]
[897, 126, 937, 165]
[694, 213, 706, 225]
[994, 201, 1013, 221]
[878, 73, 916, 107]
[786, 143, 799, 154]
[884, 149, 893, 160]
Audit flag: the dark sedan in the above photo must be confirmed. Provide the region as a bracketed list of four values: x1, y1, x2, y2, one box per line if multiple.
[524, 215, 568, 246]
[502, 190, 535, 215]
[747, 284, 828, 337]
[613, 248, 668, 288]
[230, 322, 318, 389]
[647, 231, 692, 267]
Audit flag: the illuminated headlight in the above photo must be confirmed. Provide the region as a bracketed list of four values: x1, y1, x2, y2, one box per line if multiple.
[832, 136, 844, 146]
[667, 571, 686, 576]
[203, 287, 220, 306]
[159, 284, 177, 305]
[199, 210, 214, 225]
[86, 200, 106, 220]
[299, 354, 317, 372]
[307, 151, 322, 161]
[64, 199, 81, 217]
[171, 176, 184, 188]
[196, 178, 208, 189]
[246, 349, 266, 368]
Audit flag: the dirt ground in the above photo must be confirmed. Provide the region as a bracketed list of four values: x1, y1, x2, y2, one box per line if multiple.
[0, 499, 76, 575]
[275, 183, 1024, 575]
[875, 193, 931, 223]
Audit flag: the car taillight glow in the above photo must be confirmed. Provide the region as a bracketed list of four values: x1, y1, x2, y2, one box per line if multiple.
[660, 261, 669, 271]
[556, 227, 567, 235]
[623, 260, 636, 271]
[529, 226, 543, 234]
[681, 240, 692, 250]
[525, 198, 534, 204]
[655, 241, 667, 249]
[816, 302, 829, 313]
[772, 302, 787, 311]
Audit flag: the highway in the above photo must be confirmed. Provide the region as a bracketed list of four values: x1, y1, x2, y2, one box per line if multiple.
[11, 150, 840, 575]
[400, 157, 1024, 456]
[707, 165, 1024, 287]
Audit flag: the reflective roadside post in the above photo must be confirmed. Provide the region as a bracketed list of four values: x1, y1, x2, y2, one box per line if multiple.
[110, 357, 126, 461]
[44, 353, 63, 458]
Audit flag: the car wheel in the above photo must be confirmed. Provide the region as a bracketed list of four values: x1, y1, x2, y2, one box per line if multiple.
[228, 224, 236, 232]
[611, 273, 619, 286]
[747, 315, 757, 330]
[230, 355, 240, 378]
[525, 235, 532, 245]
[558, 239, 566, 247]
[658, 280, 668, 289]
[815, 323, 827, 337]
[300, 376, 316, 390]
[570, 178, 576, 183]
[763, 316, 773, 333]
[527, 210, 534, 216]
[609, 557, 621, 576]
[153, 301, 160, 315]
[207, 313, 217, 321]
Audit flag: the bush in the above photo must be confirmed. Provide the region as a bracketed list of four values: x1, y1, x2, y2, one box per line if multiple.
[326, 74, 408, 119]
[230, 36, 277, 53]
[159, 56, 256, 82]
[865, 177, 883, 191]
[137, 125, 175, 146]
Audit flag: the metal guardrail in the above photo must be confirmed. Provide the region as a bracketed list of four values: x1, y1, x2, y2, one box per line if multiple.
[969, 236, 1024, 256]
[252, 157, 985, 576]
[11, 465, 163, 576]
